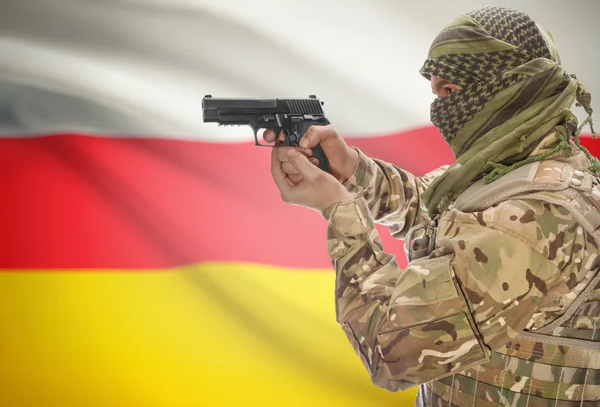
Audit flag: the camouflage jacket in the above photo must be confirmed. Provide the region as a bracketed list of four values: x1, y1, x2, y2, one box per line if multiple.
[320, 140, 600, 406]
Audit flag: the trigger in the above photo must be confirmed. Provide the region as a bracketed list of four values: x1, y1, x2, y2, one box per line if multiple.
[253, 127, 279, 147]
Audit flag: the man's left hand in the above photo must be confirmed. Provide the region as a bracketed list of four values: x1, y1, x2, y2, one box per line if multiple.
[271, 148, 354, 211]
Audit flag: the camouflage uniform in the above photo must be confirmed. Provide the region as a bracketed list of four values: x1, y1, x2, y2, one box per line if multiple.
[320, 137, 600, 406]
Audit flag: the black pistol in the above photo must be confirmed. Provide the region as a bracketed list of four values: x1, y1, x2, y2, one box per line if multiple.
[202, 95, 331, 172]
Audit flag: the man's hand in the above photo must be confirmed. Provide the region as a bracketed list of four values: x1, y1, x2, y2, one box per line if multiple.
[263, 125, 359, 183]
[271, 148, 353, 211]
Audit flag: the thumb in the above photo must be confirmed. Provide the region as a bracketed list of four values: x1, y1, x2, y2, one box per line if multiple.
[299, 126, 330, 148]
[288, 149, 319, 179]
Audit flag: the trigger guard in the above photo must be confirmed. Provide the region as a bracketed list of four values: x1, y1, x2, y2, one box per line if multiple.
[251, 126, 262, 146]
[252, 127, 281, 147]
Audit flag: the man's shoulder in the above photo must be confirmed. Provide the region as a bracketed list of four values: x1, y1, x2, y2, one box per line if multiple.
[453, 159, 575, 213]
[445, 156, 593, 251]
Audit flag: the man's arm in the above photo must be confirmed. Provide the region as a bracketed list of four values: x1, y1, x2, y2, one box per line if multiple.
[321, 196, 590, 391]
[263, 125, 448, 239]
[342, 147, 448, 238]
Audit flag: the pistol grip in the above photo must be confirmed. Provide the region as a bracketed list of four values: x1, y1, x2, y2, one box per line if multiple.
[290, 118, 331, 173]
[311, 144, 330, 173]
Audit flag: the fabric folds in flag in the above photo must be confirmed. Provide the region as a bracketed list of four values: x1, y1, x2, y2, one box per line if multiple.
[1, 128, 598, 406]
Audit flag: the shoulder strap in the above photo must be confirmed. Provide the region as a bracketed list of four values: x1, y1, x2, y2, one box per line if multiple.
[454, 160, 577, 213]
[454, 159, 600, 235]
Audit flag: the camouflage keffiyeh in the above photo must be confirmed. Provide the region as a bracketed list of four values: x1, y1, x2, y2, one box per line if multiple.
[420, 5, 598, 215]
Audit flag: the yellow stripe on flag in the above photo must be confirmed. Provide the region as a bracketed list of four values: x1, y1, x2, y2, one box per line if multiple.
[0, 263, 417, 406]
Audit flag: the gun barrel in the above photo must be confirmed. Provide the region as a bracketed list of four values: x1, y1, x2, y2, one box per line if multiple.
[202, 95, 325, 123]
[202, 97, 278, 109]
[202, 97, 279, 123]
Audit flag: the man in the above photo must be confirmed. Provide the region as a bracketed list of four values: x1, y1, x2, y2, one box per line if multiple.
[265, 6, 599, 407]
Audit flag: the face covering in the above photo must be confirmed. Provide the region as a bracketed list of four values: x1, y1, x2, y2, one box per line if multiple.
[419, 5, 597, 216]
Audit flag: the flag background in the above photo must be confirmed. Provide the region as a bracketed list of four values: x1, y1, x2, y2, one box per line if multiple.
[0, 1, 598, 406]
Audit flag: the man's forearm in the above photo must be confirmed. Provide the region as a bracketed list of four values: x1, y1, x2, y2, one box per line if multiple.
[321, 197, 404, 390]
[341, 147, 445, 238]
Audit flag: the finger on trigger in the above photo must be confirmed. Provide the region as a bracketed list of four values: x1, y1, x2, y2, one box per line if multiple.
[262, 129, 275, 143]
[309, 157, 320, 166]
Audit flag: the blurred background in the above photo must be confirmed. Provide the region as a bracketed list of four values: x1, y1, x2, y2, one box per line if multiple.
[0, 0, 598, 406]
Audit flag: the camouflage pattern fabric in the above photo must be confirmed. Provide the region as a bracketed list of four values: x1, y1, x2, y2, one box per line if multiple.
[418, 5, 596, 216]
[340, 147, 448, 239]
[320, 135, 600, 406]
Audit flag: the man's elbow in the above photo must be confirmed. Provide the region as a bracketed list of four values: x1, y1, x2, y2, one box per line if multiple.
[369, 365, 418, 393]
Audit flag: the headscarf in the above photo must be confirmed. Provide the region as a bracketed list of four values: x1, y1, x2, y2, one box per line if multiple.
[419, 5, 598, 216]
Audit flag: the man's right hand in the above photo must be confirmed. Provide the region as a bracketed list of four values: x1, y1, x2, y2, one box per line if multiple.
[262, 125, 359, 185]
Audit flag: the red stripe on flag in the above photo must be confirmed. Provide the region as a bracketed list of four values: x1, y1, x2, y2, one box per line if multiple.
[1, 128, 598, 270]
